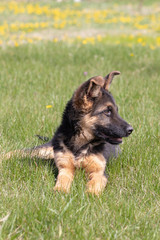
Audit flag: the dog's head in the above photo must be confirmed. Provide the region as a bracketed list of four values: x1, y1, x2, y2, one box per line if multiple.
[73, 71, 133, 145]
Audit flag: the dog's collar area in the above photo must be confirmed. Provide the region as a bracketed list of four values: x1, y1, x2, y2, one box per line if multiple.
[74, 137, 105, 156]
[81, 130, 105, 146]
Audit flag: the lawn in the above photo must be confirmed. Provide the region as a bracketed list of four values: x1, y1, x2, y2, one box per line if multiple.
[0, 1, 160, 240]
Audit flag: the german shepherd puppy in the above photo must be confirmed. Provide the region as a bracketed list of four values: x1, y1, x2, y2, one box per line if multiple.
[4, 71, 133, 195]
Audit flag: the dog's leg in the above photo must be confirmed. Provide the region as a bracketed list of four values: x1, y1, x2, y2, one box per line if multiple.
[54, 150, 75, 193]
[82, 154, 107, 195]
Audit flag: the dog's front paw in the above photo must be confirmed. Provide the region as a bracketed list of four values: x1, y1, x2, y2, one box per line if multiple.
[54, 183, 70, 193]
[86, 176, 107, 196]
[54, 175, 73, 193]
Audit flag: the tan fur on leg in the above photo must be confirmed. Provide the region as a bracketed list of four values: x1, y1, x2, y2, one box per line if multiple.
[54, 149, 75, 193]
[54, 168, 74, 193]
[80, 154, 107, 195]
[86, 173, 107, 195]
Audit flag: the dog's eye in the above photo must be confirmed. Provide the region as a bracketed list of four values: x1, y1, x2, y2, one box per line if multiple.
[103, 106, 112, 117]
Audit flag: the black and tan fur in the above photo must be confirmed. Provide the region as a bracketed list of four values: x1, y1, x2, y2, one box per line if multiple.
[2, 71, 133, 195]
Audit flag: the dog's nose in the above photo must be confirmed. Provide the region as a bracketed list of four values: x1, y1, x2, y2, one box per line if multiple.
[126, 126, 133, 135]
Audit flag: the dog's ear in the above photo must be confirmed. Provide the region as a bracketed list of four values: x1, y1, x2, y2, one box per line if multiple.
[104, 71, 120, 90]
[73, 76, 105, 112]
[87, 76, 105, 98]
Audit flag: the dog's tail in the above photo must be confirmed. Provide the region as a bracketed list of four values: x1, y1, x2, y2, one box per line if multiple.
[1, 141, 54, 161]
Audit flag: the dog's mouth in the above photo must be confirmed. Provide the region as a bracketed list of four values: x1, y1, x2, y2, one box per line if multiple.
[106, 136, 123, 145]
[94, 127, 125, 145]
[98, 132, 123, 145]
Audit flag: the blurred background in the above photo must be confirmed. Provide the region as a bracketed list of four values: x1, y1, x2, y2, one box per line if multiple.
[0, 0, 159, 48]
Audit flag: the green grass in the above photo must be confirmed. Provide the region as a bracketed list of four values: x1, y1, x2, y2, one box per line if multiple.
[0, 40, 160, 239]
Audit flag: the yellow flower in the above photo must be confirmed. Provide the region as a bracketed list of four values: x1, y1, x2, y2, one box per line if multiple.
[76, 36, 82, 40]
[129, 34, 134, 39]
[82, 39, 87, 44]
[156, 37, 160, 46]
[141, 42, 146, 46]
[137, 38, 143, 43]
[130, 53, 134, 57]
[97, 35, 102, 42]
[27, 38, 33, 43]
[150, 45, 155, 50]
[53, 38, 58, 42]
[46, 105, 53, 109]
[14, 41, 19, 47]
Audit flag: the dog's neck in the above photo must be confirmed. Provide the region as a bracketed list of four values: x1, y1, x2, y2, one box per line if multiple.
[70, 128, 104, 154]
[70, 129, 92, 151]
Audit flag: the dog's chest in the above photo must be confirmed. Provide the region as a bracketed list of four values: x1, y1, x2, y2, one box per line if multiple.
[73, 142, 104, 168]
[73, 142, 120, 168]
